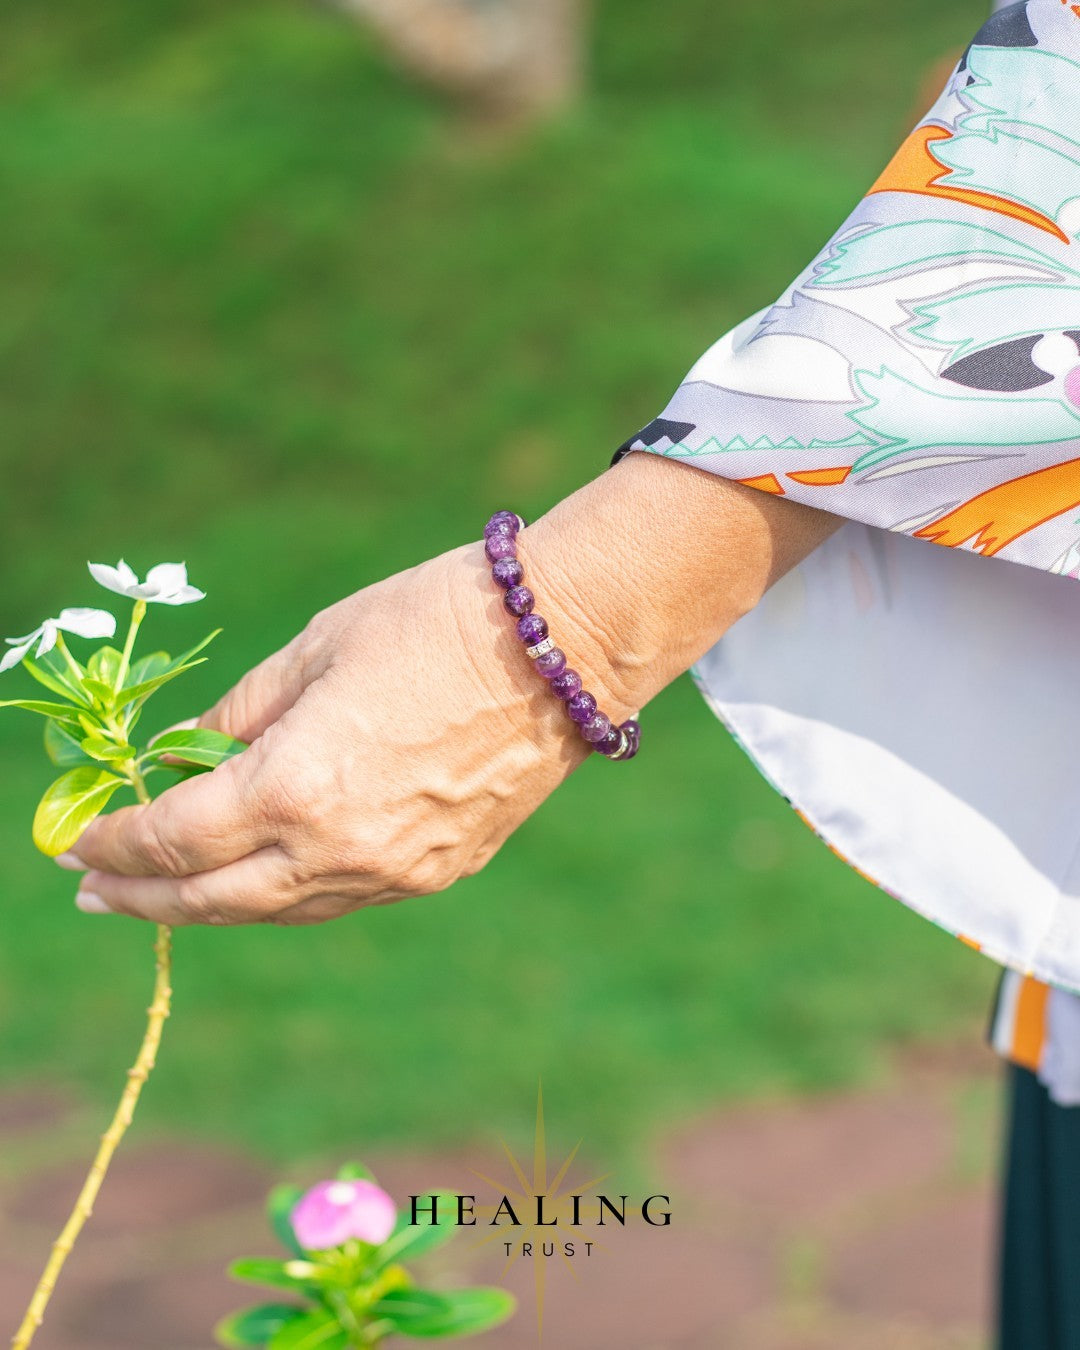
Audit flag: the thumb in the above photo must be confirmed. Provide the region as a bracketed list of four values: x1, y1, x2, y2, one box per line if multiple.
[198, 637, 316, 743]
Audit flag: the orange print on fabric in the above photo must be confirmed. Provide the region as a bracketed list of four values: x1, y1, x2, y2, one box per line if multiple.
[739, 473, 785, 495]
[914, 457, 1080, 555]
[824, 842, 880, 888]
[1011, 976, 1050, 1072]
[868, 125, 1070, 245]
[786, 466, 852, 487]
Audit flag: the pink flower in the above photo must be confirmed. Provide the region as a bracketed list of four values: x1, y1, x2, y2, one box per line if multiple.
[291, 1179, 397, 1250]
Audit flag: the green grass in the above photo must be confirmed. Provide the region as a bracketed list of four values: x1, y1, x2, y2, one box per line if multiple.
[0, 0, 995, 1167]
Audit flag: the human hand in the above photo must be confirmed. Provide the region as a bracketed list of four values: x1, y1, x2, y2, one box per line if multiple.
[63, 541, 600, 925]
[62, 455, 839, 924]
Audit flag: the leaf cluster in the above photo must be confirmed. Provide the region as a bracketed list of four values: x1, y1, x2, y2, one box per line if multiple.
[1, 633, 244, 856]
[217, 1165, 515, 1348]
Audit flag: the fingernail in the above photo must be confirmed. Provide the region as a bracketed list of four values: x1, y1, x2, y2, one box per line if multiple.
[76, 891, 112, 915]
[56, 852, 89, 872]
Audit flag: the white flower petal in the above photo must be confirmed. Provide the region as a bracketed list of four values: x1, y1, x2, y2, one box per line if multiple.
[56, 607, 117, 640]
[116, 559, 139, 588]
[145, 563, 188, 598]
[5, 627, 39, 647]
[88, 561, 137, 598]
[36, 620, 59, 657]
[0, 639, 34, 673]
[156, 584, 206, 606]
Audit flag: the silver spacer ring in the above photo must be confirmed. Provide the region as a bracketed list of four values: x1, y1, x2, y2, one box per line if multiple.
[608, 729, 632, 760]
[526, 636, 556, 659]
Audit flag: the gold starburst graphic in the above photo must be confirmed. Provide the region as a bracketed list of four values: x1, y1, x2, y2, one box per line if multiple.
[465, 1082, 609, 1344]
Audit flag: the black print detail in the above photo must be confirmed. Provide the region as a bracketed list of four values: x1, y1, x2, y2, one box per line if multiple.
[942, 335, 1056, 392]
[959, 2, 1038, 73]
[636, 417, 697, 446]
[610, 418, 697, 467]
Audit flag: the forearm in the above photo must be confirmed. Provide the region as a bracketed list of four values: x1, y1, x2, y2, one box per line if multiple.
[518, 453, 843, 725]
[70, 453, 843, 923]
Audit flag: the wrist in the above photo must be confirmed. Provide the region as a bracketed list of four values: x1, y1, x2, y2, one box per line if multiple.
[515, 521, 648, 726]
[436, 544, 596, 770]
[516, 452, 842, 718]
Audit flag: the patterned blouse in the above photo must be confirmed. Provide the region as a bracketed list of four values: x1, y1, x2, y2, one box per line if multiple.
[616, 0, 1080, 1097]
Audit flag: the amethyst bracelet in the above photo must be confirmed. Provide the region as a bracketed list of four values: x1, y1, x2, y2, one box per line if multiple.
[483, 510, 641, 761]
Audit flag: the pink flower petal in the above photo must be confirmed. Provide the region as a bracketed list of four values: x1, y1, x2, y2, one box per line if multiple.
[291, 1178, 397, 1251]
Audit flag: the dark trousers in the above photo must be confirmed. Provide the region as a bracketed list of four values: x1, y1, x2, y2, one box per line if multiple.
[999, 1063, 1080, 1349]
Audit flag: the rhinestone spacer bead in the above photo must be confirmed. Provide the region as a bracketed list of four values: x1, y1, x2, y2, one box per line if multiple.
[608, 729, 631, 760]
[484, 509, 641, 763]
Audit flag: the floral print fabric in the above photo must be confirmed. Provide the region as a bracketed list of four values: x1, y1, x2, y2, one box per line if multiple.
[619, 2, 1080, 993]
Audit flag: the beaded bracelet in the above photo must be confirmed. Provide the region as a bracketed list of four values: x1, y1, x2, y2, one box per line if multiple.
[483, 510, 642, 761]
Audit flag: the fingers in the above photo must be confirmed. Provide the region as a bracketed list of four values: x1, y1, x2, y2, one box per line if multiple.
[69, 754, 276, 877]
[74, 846, 299, 926]
[199, 639, 318, 744]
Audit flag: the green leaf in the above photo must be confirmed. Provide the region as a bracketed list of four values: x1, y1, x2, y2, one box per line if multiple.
[116, 658, 208, 708]
[372, 1287, 515, 1337]
[143, 727, 246, 769]
[172, 628, 222, 667]
[216, 1302, 308, 1348]
[0, 698, 91, 726]
[372, 1192, 459, 1269]
[336, 1162, 377, 1183]
[268, 1309, 348, 1350]
[32, 767, 126, 857]
[44, 721, 95, 768]
[128, 650, 171, 684]
[87, 646, 122, 686]
[228, 1258, 319, 1295]
[82, 677, 117, 706]
[80, 735, 134, 763]
[160, 763, 211, 781]
[268, 1184, 306, 1258]
[22, 648, 92, 706]
[113, 631, 220, 714]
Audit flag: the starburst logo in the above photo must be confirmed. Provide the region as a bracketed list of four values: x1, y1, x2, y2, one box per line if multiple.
[408, 1084, 671, 1343]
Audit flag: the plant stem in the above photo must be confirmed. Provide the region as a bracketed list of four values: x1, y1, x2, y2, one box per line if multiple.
[11, 771, 172, 1350]
[51, 634, 84, 687]
[114, 599, 146, 693]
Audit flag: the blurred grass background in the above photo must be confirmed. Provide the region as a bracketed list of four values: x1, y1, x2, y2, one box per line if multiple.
[0, 0, 995, 1168]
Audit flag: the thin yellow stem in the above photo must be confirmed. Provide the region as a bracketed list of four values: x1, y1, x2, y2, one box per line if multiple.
[51, 634, 84, 687]
[12, 771, 171, 1350]
[114, 599, 146, 694]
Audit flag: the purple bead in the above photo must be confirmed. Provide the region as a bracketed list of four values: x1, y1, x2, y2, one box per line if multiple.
[595, 726, 624, 756]
[581, 712, 612, 744]
[516, 613, 548, 645]
[491, 557, 524, 590]
[503, 585, 534, 618]
[549, 668, 582, 701]
[621, 720, 642, 760]
[566, 691, 597, 724]
[485, 534, 516, 564]
[535, 646, 566, 679]
[485, 510, 521, 537]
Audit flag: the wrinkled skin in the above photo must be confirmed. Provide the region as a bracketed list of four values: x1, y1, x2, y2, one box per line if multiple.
[65, 457, 838, 925]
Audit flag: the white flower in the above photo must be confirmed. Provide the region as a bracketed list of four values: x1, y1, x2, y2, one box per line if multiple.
[88, 559, 205, 606]
[1, 609, 117, 674]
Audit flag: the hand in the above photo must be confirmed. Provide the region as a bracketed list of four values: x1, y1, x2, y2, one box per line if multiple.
[64, 542, 604, 925]
[63, 455, 840, 924]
